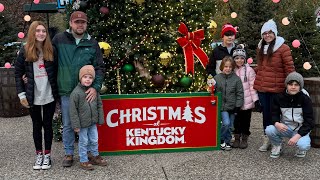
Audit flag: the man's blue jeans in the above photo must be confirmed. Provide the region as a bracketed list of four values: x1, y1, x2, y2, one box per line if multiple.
[79, 124, 99, 163]
[221, 111, 235, 144]
[61, 96, 75, 155]
[265, 125, 311, 151]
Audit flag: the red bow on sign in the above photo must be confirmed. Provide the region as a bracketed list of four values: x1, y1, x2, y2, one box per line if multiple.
[176, 22, 209, 74]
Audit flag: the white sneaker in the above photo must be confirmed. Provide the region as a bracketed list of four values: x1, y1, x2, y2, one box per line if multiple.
[295, 149, 307, 158]
[33, 153, 43, 170]
[270, 144, 282, 158]
[259, 135, 271, 152]
[225, 143, 232, 151]
[42, 154, 52, 170]
[220, 142, 226, 150]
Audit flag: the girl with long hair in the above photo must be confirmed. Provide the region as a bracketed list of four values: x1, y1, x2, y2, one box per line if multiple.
[15, 21, 58, 170]
[254, 19, 295, 152]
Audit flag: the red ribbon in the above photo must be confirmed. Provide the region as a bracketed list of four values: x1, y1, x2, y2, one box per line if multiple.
[176, 22, 209, 74]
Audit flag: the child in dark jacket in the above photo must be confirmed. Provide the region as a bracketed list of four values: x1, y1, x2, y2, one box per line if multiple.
[69, 65, 107, 170]
[265, 72, 314, 158]
[206, 23, 237, 76]
[214, 56, 244, 150]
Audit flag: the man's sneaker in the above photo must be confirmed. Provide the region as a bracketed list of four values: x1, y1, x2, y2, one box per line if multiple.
[33, 152, 43, 170]
[62, 155, 74, 167]
[225, 143, 232, 151]
[295, 149, 307, 158]
[259, 135, 271, 152]
[270, 144, 282, 158]
[42, 154, 52, 170]
[220, 141, 226, 150]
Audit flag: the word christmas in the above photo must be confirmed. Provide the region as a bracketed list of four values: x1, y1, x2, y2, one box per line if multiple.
[106, 101, 206, 128]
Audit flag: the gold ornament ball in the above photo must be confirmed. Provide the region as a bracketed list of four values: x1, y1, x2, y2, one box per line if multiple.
[99, 42, 111, 58]
[133, 0, 145, 5]
[159, 52, 172, 66]
[209, 20, 217, 29]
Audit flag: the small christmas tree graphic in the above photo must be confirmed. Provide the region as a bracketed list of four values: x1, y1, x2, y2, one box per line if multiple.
[182, 101, 193, 122]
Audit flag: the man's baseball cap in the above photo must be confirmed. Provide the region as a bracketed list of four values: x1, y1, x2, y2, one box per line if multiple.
[70, 11, 87, 22]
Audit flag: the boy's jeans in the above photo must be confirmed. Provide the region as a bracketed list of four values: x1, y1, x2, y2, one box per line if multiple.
[265, 125, 311, 151]
[79, 124, 99, 163]
[61, 96, 75, 155]
[221, 111, 235, 144]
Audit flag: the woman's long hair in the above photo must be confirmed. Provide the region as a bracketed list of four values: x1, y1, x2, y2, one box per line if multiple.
[24, 21, 53, 62]
[257, 38, 275, 64]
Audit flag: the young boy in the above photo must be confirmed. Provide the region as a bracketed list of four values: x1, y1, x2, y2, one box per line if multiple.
[69, 65, 107, 170]
[206, 23, 237, 76]
[265, 72, 314, 158]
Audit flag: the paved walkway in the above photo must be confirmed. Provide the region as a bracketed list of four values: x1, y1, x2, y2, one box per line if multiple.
[1, 112, 320, 180]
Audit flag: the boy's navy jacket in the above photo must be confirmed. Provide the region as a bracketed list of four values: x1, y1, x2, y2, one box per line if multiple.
[271, 91, 314, 136]
[206, 45, 236, 76]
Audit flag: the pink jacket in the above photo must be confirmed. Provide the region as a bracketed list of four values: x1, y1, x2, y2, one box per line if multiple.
[235, 64, 259, 110]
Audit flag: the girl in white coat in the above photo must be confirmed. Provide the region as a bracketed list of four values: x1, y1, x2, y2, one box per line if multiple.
[233, 47, 261, 149]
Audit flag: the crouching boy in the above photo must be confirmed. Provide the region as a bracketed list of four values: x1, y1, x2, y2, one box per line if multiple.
[265, 72, 314, 158]
[70, 65, 107, 170]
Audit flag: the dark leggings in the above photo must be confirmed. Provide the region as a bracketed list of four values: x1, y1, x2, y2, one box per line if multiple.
[29, 101, 56, 151]
[234, 109, 252, 135]
[258, 92, 276, 133]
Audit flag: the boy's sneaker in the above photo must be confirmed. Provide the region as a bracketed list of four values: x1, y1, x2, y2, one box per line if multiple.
[80, 162, 94, 171]
[259, 135, 271, 152]
[62, 155, 73, 167]
[89, 155, 107, 166]
[33, 152, 43, 170]
[225, 143, 232, 151]
[42, 154, 52, 170]
[295, 149, 307, 158]
[220, 141, 226, 150]
[270, 144, 282, 158]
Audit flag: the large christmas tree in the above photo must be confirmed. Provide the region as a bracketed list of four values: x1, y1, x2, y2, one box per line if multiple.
[73, 0, 216, 94]
[0, 12, 18, 67]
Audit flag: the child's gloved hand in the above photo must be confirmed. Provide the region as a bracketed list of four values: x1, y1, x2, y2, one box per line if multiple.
[20, 98, 30, 108]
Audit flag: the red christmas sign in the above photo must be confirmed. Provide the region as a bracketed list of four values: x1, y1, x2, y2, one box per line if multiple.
[98, 92, 220, 155]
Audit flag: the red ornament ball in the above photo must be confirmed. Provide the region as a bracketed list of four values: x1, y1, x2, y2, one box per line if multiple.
[99, 7, 109, 14]
[152, 74, 165, 87]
